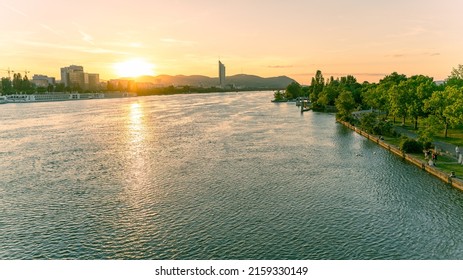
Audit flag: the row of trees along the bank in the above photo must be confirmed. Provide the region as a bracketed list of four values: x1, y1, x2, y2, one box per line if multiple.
[280, 65, 463, 142]
[1, 74, 81, 94]
[1, 73, 35, 94]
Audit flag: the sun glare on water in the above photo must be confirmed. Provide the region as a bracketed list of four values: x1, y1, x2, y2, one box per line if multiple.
[114, 58, 155, 78]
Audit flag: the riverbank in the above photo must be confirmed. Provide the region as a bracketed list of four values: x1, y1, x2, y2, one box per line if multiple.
[337, 120, 463, 192]
[0, 92, 136, 103]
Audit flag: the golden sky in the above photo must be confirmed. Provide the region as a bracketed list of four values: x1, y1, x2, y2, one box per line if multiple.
[1, 0, 462, 84]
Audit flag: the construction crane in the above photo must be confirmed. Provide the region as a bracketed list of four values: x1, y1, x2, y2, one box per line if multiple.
[1, 68, 15, 79]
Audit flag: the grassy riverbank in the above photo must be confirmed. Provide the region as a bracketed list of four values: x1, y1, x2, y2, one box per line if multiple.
[338, 120, 463, 191]
[388, 121, 463, 178]
[364, 115, 463, 177]
[389, 117, 463, 147]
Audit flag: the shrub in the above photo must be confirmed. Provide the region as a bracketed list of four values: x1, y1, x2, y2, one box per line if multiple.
[400, 138, 423, 153]
[311, 102, 325, 112]
[422, 141, 433, 150]
[358, 114, 395, 137]
[359, 113, 377, 134]
[373, 121, 395, 136]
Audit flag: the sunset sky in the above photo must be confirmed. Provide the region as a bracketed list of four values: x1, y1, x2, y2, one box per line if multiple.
[1, 0, 462, 84]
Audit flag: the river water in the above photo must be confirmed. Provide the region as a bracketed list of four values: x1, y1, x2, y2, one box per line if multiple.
[1, 91, 463, 260]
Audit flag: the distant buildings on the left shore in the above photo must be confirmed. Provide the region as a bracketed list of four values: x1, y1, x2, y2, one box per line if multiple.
[31, 75, 56, 88]
[3, 65, 125, 92]
[3, 64, 104, 92]
[3, 60, 230, 93]
[3, 64, 172, 93]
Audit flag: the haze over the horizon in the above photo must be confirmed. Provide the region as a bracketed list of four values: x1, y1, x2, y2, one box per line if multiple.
[1, 0, 462, 84]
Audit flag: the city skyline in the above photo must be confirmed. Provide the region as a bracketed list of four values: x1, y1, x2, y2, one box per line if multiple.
[1, 0, 463, 84]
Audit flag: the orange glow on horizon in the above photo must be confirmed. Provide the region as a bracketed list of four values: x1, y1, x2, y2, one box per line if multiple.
[114, 58, 156, 78]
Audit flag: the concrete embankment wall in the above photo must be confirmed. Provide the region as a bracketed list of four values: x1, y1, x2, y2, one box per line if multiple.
[338, 120, 463, 192]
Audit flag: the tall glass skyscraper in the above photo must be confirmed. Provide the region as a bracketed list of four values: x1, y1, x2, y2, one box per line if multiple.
[219, 60, 226, 87]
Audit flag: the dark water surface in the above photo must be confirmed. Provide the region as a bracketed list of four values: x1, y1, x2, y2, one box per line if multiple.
[1, 91, 463, 259]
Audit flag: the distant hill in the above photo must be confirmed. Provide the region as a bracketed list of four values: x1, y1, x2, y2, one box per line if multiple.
[135, 74, 295, 89]
[226, 74, 295, 89]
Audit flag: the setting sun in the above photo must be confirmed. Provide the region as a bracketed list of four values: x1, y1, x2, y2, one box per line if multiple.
[114, 58, 155, 78]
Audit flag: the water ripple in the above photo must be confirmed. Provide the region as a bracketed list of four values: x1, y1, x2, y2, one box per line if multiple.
[2, 92, 463, 259]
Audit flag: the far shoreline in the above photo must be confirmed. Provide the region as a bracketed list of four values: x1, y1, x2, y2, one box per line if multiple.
[0, 89, 278, 104]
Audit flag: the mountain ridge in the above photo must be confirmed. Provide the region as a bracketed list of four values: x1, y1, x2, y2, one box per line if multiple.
[132, 74, 295, 89]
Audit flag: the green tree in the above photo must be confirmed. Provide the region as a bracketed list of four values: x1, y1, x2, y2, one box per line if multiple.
[447, 64, 463, 87]
[425, 86, 463, 138]
[55, 83, 65, 92]
[417, 115, 440, 144]
[340, 75, 362, 104]
[47, 84, 54, 93]
[285, 81, 302, 100]
[1, 77, 13, 95]
[365, 72, 407, 118]
[318, 78, 339, 106]
[301, 86, 310, 98]
[362, 83, 389, 114]
[388, 82, 410, 125]
[445, 87, 463, 129]
[380, 72, 407, 85]
[310, 70, 324, 102]
[37, 86, 47, 93]
[13, 73, 22, 93]
[71, 83, 82, 93]
[273, 90, 285, 101]
[404, 75, 436, 129]
[449, 64, 463, 79]
[335, 90, 356, 121]
[21, 75, 34, 94]
[359, 112, 378, 134]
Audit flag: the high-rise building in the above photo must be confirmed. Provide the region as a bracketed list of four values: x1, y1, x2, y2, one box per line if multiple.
[60, 65, 99, 90]
[60, 65, 84, 87]
[219, 60, 226, 87]
[68, 71, 85, 90]
[88, 73, 100, 91]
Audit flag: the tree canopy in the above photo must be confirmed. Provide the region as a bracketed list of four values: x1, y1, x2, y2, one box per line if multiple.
[307, 66, 463, 138]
